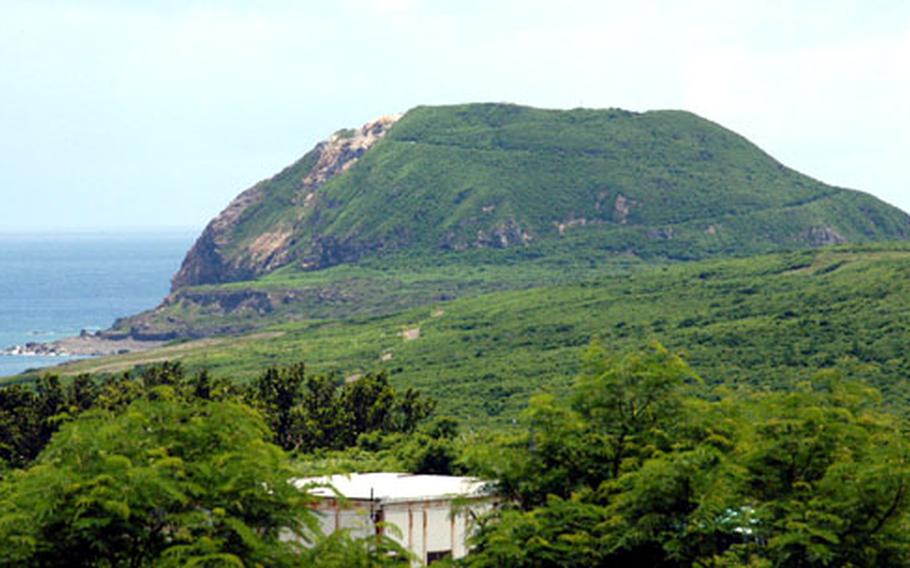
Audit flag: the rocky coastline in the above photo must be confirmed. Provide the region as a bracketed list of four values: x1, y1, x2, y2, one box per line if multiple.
[2, 330, 164, 358]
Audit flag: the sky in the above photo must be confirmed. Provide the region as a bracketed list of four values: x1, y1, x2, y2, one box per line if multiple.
[0, 0, 908, 232]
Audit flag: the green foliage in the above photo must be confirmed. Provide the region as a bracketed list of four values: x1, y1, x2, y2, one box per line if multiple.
[289, 416, 470, 478]
[735, 378, 910, 566]
[0, 375, 67, 468]
[253, 363, 308, 451]
[0, 379, 420, 566]
[466, 344, 698, 510]
[1, 361, 437, 476]
[463, 345, 910, 567]
[104, 103, 910, 347]
[0, 365, 234, 471]
[304, 529, 412, 567]
[249, 365, 435, 452]
[50, 245, 910, 428]
[0, 392, 314, 566]
[573, 342, 699, 479]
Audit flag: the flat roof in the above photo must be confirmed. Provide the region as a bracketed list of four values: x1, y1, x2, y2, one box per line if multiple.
[294, 472, 489, 503]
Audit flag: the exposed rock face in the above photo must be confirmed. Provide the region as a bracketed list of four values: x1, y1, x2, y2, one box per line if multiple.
[301, 117, 399, 189]
[171, 114, 402, 290]
[807, 226, 848, 247]
[478, 219, 533, 247]
[614, 194, 633, 224]
[554, 216, 588, 236]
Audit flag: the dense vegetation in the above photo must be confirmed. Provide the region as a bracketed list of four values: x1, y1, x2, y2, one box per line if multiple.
[0, 363, 433, 472]
[110, 103, 909, 343]
[309, 104, 906, 255]
[0, 362, 450, 566]
[3, 346, 910, 566]
[461, 344, 910, 567]
[47, 244, 910, 427]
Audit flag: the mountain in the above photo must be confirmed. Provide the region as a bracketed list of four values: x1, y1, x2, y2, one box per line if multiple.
[172, 103, 909, 290]
[10, 104, 910, 424]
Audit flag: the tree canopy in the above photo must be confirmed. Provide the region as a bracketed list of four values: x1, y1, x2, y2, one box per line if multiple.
[463, 344, 910, 567]
[0, 363, 431, 567]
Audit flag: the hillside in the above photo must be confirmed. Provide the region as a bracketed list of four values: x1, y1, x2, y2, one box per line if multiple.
[11, 104, 910, 427]
[171, 103, 910, 290]
[35, 245, 910, 425]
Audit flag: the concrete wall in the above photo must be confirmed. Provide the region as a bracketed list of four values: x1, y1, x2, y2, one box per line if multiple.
[310, 497, 493, 565]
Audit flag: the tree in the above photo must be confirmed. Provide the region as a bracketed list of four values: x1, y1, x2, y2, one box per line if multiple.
[250, 365, 435, 453]
[296, 373, 349, 453]
[572, 342, 697, 480]
[469, 343, 698, 510]
[734, 377, 910, 567]
[252, 364, 307, 451]
[464, 346, 910, 567]
[0, 388, 316, 567]
[0, 384, 37, 469]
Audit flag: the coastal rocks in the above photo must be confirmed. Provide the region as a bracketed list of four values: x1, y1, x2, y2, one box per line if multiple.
[164, 289, 275, 315]
[2, 331, 165, 358]
[3, 342, 69, 357]
[107, 283, 367, 342]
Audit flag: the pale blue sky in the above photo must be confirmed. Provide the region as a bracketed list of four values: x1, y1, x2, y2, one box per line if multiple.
[1, 0, 908, 232]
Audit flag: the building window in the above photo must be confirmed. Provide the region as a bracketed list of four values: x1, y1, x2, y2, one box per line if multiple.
[427, 550, 452, 564]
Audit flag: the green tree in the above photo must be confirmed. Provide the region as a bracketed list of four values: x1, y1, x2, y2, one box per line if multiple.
[0, 384, 37, 469]
[469, 343, 698, 510]
[573, 342, 697, 479]
[464, 346, 910, 567]
[0, 388, 315, 567]
[250, 365, 435, 453]
[733, 377, 910, 567]
[296, 373, 348, 452]
[68, 374, 98, 412]
[252, 363, 307, 451]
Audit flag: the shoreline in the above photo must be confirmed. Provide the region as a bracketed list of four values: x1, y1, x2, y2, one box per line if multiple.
[2, 332, 165, 358]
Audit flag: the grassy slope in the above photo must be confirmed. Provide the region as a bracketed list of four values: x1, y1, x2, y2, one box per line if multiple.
[216, 103, 909, 272]
[113, 232, 649, 337]
[315, 104, 907, 251]
[39, 244, 910, 426]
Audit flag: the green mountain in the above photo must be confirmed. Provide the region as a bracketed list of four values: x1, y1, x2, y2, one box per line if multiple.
[14, 103, 910, 426]
[171, 103, 910, 290]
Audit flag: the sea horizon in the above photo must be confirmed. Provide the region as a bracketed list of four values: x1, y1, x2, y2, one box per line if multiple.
[0, 230, 195, 377]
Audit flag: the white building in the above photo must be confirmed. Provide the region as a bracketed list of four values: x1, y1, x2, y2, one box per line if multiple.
[294, 472, 494, 565]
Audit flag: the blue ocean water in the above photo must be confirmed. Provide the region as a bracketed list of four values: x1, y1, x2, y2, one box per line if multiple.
[0, 231, 195, 377]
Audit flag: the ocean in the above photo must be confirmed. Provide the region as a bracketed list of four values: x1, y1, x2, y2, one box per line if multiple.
[0, 231, 196, 378]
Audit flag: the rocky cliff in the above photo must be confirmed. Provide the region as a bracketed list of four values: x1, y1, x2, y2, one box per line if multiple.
[170, 103, 910, 290]
[172, 114, 401, 290]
